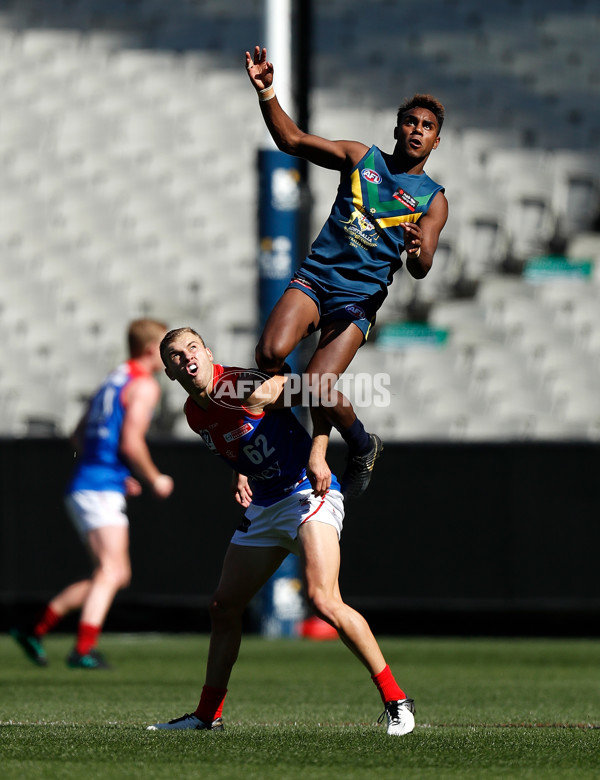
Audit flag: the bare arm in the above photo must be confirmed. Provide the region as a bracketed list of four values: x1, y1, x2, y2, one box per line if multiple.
[244, 373, 291, 411]
[306, 406, 332, 497]
[246, 46, 368, 172]
[244, 372, 332, 496]
[119, 377, 173, 499]
[70, 406, 89, 455]
[403, 190, 448, 279]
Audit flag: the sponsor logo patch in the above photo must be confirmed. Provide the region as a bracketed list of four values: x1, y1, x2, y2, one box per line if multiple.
[224, 422, 254, 442]
[345, 303, 366, 319]
[362, 168, 382, 184]
[393, 188, 418, 212]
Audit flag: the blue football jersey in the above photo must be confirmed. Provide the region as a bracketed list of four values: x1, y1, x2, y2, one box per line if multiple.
[299, 145, 444, 304]
[68, 360, 148, 494]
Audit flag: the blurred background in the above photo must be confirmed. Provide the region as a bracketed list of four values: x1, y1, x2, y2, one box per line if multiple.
[1, 0, 600, 635]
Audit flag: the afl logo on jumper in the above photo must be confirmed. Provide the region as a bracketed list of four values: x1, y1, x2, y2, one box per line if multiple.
[361, 169, 382, 184]
[345, 303, 366, 319]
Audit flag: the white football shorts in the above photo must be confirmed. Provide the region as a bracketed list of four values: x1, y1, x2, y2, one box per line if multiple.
[65, 490, 128, 540]
[231, 488, 344, 553]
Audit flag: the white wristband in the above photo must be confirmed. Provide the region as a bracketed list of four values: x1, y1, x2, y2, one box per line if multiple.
[258, 85, 275, 102]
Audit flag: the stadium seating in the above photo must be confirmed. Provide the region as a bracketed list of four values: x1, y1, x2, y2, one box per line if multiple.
[0, 0, 598, 439]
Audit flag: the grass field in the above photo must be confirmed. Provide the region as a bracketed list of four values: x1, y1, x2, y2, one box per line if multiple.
[1, 633, 599, 779]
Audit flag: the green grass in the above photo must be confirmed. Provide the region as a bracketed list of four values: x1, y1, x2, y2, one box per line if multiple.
[1, 634, 599, 779]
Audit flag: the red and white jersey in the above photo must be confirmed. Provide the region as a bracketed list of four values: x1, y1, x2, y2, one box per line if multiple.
[185, 364, 328, 506]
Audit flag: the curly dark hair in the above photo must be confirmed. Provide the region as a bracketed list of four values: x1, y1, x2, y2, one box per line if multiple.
[397, 94, 445, 133]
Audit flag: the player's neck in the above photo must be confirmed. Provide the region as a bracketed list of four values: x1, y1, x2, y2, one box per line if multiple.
[388, 148, 427, 175]
[188, 379, 213, 410]
[129, 357, 154, 376]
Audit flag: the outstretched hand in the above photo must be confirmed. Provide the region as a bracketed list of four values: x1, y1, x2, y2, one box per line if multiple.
[245, 45, 274, 91]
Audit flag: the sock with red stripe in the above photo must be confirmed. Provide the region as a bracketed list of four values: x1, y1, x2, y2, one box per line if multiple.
[75, 622, 101, 656]
[372, 664, 406, 704]
[32, 605, 62, 638]
[194, 685, 228, 723]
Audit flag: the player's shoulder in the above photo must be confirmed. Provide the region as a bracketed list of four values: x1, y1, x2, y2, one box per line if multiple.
[125, 372, 161, 405]
[429, 188, 449, 217]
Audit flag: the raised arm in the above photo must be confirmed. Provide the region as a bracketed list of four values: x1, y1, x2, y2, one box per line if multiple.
[245, 45, 368, 173]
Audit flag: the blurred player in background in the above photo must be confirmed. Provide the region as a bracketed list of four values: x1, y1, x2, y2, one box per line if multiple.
[147, 327, 415, 736]
[246, 45, 448, 499]
[11, 318, 174, 669]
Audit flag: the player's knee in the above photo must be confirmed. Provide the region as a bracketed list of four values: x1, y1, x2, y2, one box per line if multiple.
[98, 560, 131, 590]
[118, 562, 132, 589]
[255, 338, 287, 374]
[306, 592, 341, 627]
[209, 595, 242, 628]
[113, 563, 131, 590]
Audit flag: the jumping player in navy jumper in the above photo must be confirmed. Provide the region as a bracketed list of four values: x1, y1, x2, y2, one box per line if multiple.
[147, 327, 416, 736]
[11, 319, 174, 669]
[246, 45, 448, 499]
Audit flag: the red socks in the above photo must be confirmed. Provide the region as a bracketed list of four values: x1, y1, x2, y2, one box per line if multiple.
[194, 672, 399, 722]
[195, 685, 228, 724]
[33, 605, 62, 638]
[372, 665, 406, 704]
[75, 622, 101, 656]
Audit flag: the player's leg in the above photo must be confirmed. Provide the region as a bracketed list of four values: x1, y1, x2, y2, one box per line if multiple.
[148, 543, 288, 731]
[297, 519, 415, 735]
[298, 519, 385, 672]
[305, 321, 383, 499]
[9, 580, 93, 667]
[204, 543, 288, 687]
[49, 580, 93, 614]
[255, 288, 320, 374]
[67, 525, 131, 669]
[304, 320, 364, 429]
[80, 525, 131, 626]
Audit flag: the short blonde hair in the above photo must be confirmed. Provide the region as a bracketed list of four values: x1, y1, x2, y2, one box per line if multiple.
[128, 318, 168, 358]
[159, 327, 206, 365]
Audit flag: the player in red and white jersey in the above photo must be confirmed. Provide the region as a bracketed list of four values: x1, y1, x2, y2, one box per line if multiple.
[147, 327, 415, 736]
[183, 361, 341, 506]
